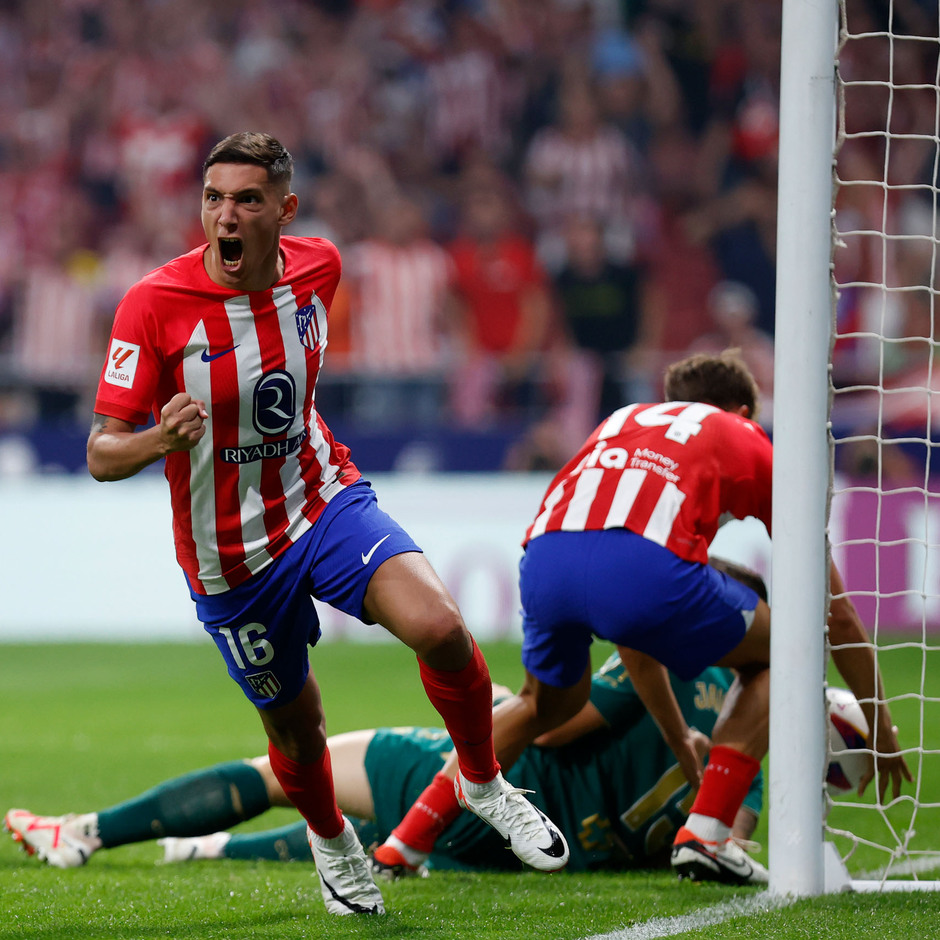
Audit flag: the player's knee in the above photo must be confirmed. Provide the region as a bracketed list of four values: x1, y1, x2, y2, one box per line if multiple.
[398, 584, 466, 652]
[259, 699, 329, 762]
[416, 614, 473, 669]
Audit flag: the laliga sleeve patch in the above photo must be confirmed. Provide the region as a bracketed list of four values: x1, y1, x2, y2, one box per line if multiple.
[104, 339, 141, 388]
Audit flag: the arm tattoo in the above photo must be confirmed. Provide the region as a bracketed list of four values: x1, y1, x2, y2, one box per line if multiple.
[90, 413, 127, 436]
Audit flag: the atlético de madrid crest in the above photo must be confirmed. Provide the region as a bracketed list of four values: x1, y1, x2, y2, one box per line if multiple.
[246, 671, 282, 700]
[295, 302, 323, 351]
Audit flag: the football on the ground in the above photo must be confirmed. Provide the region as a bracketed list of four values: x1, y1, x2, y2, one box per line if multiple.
[826, 687, 870, 795]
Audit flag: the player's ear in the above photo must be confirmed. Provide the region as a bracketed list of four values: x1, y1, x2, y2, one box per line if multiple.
[279, 192, 299, 226]
[734, 403, 751, 419]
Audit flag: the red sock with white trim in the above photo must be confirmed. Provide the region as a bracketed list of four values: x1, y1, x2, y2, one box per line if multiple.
[267, 741, 344, 839]
[675, 745, 760, 845]
[389, 771, 461, 854]
[418, 639, 500, 784]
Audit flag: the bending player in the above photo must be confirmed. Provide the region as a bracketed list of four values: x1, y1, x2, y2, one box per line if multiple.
[373, 350, 911, 886]
[6, 578, 763, 874]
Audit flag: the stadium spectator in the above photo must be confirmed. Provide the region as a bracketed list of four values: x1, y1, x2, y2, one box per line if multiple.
[341, 194, 456, 428]
[685, 281, 775, 426]
[375, 350, 911, 886]
[697, 163, 778, 337]
[552, 211, 646, 422]
[834, 274, 940, 481]
[10, 191, 113, 424]
[420, 9, 514, 171]
[447, 180, 555, 427]
[876, 282, 939, 441]
[591, 17, 683, 154]
[85, 132, 568, 916]
[634, 124, 723, 391]
[523, 75, 644, 270]
[6, 643, 763, 874]
[503, 209, 649, 472]
[832, 140, 938, 390]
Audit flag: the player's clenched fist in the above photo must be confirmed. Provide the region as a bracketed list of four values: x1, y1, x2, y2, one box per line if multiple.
[160, 393, 209, 451]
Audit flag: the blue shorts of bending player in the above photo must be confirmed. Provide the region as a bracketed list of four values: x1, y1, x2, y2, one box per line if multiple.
[519, 529, 759, 687]
[190, 481, 421, 710]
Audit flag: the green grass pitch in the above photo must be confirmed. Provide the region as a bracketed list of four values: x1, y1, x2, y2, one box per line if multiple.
[2, 640, 939, 939]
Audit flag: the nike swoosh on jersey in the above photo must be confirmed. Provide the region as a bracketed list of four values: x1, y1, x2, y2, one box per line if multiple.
[361, 534, 392, 565]
[201, 345, 240, 362]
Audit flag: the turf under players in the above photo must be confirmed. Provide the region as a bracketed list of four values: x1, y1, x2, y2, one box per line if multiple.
[84, 132, 567, 916]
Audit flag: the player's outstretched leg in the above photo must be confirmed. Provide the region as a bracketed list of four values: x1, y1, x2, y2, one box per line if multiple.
[307, 817, 385, 915]
[670, 827, 769, 886]
[159, 832, 231, 862]
[455, 771, 569, 872]
[4, 810, 101, 868]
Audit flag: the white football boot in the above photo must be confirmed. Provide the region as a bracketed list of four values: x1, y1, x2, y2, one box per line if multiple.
[4, 809, 101, 868]
[671, 828, 769, 885]
[455, 771, 569, 872]
[307, 817, 385, 915]
[159, 832, 231, 862]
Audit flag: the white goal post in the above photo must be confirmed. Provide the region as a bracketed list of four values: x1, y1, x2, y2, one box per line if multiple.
[770, 0, 940, 896]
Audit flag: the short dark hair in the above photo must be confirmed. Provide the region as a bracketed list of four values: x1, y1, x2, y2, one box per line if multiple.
[708, 555, 768, 601]
[663, 349, 760, 420]
[203, 132, 293, 187]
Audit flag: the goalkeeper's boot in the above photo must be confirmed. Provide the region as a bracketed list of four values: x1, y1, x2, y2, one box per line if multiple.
[370, 842, 429, 881]
[159, 832, 231, 862]
[455, 771, 569, 872]
[4, 809, 100, 868]
[307, 817, 385, 915]
[671, 826, 769, 885]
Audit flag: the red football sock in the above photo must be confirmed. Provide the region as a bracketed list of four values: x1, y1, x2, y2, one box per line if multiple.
[267, 741, 344, 839]
[687, 745, 761, 828]
[390, 772, 461, 854]
[418, 639, 499, 783]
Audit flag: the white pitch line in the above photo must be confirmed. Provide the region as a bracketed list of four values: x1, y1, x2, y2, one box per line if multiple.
[857, 853, 940, 881]
[581, 855, 940, 940]
[580, 891, 790, 940]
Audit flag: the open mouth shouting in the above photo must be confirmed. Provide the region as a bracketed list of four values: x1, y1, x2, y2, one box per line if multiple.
[219, 237, 243, 268]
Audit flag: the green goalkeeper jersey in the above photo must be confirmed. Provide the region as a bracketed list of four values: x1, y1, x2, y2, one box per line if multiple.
[364, 653, 763, 872]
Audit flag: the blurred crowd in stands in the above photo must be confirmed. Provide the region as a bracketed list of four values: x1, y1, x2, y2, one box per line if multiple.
[0, 0, 936, 474]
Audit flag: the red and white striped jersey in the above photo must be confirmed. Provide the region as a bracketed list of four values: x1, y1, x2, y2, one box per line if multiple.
[426, 48, 506, 160]
[523, 402, 773, 564]
[93, 236, 361, 595]
[345, 238, 454, 374]
[524, 124, 638, 230]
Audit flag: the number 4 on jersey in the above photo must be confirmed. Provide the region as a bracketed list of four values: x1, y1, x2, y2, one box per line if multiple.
[632, 402, 720, 445]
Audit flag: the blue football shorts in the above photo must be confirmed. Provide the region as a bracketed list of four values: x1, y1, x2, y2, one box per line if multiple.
[191, 481, 421, 709]
[519, 529, 759, 687]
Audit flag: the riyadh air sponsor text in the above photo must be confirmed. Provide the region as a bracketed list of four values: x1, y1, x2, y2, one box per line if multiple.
[219, 430, 308, 464]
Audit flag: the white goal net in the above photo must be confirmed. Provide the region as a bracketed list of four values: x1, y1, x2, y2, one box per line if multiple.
[769, 0, 940, 896]
[826, 0, 940, 887]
